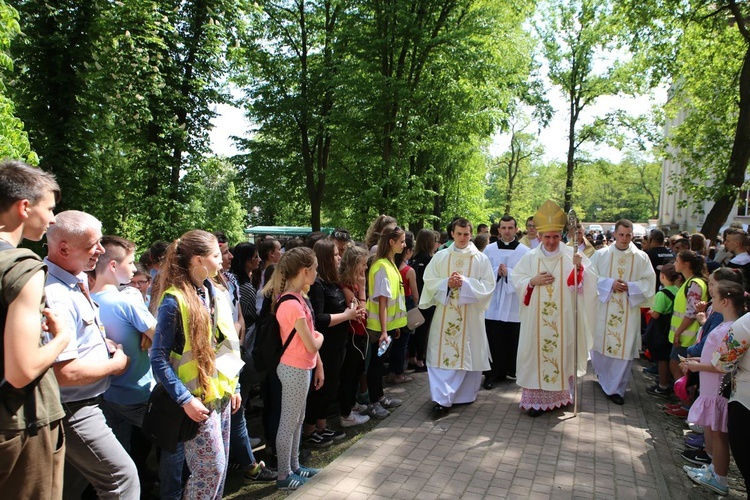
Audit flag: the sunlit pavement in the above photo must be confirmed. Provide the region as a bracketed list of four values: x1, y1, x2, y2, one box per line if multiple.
[290, 359, 746, 499]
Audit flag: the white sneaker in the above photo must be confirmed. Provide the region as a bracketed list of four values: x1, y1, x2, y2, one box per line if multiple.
[351, 402, 369, 414]
[688, 423, 704, 434]
[340, 412, 370, 427]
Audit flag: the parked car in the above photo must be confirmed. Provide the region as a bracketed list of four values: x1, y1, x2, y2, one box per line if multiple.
[588, 224, 603, 234]
[632, 224, 646, 237]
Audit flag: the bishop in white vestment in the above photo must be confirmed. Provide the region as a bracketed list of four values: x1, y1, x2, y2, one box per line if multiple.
[512, 201, 597, 417]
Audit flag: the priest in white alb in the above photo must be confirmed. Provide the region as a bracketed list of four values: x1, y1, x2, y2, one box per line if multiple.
[589, 219, 655, 405]
[419, 218, 495, 416]
[511, 201, 597, 417]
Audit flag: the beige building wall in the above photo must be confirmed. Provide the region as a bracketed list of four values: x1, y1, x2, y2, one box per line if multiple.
[659, 104, 750, 235]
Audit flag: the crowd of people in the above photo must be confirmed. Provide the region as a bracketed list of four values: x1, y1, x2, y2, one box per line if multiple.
[2, 159, 750, 498]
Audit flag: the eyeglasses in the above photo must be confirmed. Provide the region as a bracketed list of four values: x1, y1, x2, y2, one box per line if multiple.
[130, 280, 150, 286]
[333, 231, 351, 241]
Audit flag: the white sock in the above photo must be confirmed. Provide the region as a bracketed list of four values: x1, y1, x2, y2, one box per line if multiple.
[714, 473, 728, 487]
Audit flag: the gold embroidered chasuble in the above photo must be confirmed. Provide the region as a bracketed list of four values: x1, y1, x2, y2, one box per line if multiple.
[419, 243, 495, 371]
[512, 244, 597, 391]
[590, 243, 656, 359]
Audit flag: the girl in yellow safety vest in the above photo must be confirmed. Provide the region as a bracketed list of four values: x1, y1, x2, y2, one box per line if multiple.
[151, 230, 243, 499]
[364, 225, 407, 419]
[670, 250, 709, 389]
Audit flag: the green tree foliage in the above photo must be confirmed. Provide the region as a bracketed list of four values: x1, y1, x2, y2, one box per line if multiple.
[485, 122, 545, 219]
[662, 22, 742, 215]
[232, 0, 536, 235]
[183, 157, 248, 244]
[575, 155, 661, 222]
[0, 1, 34, 162]
[538, 0, 647, 213]
[230, 0, 343, 232]
[8, 0, 247, 247]
[617, 1, 750, 240]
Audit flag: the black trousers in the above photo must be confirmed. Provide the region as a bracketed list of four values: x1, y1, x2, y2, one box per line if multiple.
[728, 401, 750, 493]
[338, 333, 368, 417]
[484, 319, 520, 380]
[304, 340, 345, 425]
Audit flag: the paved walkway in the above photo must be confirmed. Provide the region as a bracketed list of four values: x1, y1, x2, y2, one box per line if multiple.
[290, 360, 746, 499]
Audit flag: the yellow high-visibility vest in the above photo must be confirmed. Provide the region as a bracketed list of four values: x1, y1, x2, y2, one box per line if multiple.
[164, 286, 240, 403]
[670, 277, 708, 347]
[366, 258, 407, 332]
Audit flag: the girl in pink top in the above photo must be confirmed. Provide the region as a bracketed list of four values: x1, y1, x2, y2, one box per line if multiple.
[681, 280, 745, 495]
[261, 247, 323, 491]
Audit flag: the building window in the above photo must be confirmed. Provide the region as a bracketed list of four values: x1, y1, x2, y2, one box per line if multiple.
[738, 190, 750, 217]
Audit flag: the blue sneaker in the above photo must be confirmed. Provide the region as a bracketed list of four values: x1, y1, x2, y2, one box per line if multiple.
[294, 465, 321, 478]
[683, 464, 709, 476]
[276, 473, 308, 491]
[689, 470, 728, 496]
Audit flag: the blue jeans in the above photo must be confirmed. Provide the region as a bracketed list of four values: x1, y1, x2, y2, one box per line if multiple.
[261, 371, 283, 455]
[230, 403, 257, 467]
[158, 444, 186, 500]
[100, 400, 147, 454]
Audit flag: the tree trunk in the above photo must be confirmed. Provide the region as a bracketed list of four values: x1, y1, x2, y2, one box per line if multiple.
[701, 42, 750, 241]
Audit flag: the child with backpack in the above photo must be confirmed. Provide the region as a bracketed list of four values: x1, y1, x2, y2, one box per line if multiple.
[645, 263, 680, 397]
[261, 247, 324, 491]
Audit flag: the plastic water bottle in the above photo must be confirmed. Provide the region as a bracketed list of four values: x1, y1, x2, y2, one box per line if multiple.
[377, 335, 392, 357]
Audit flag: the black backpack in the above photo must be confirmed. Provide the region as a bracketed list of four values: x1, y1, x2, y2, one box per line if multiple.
[252, 294, 300, 377]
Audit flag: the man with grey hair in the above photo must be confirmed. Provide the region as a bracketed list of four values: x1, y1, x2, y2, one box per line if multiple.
[45, 210, 139, 499]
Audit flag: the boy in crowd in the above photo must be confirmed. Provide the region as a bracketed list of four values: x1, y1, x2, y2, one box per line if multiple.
[0, 160, 69, 498]
[91, 236, 156, 481]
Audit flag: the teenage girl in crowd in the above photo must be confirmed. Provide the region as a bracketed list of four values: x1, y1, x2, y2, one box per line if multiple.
[262, 247, 324, 491]
[407, 228, 436, 372]
[712, 299, 750, 495]
[670, 251, 709, 387]
[254, 238, 282, 315]
[387, 231, 418, 384]
[365, 226, 407, 418]
[338, 246, 372, 426]
[681, 280, 746, 496]
[364, 214, 397, 253]
[302, 240, 361, 446]
[229, 242, 260, 335]
[150, 230, 243, 499]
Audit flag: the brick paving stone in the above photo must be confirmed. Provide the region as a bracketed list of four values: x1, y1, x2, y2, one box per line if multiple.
[285, 359, 750, 500]
[461, 492, 487, 500]
[400, 475, 428, 492]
